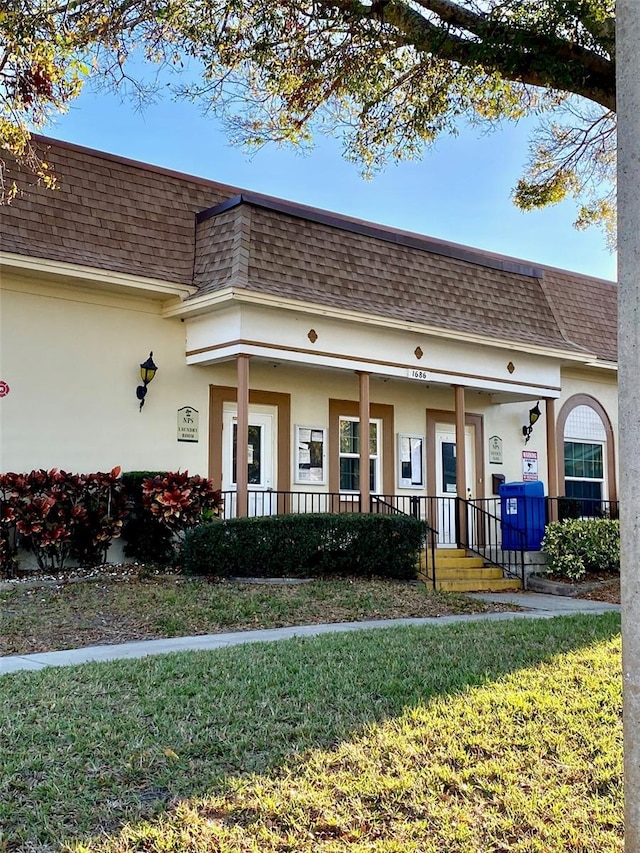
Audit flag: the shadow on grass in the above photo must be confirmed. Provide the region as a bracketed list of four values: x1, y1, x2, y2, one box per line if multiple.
[0, 612, 621, 851]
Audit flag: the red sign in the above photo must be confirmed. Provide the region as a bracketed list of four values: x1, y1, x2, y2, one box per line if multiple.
[0, 381, 9, 398]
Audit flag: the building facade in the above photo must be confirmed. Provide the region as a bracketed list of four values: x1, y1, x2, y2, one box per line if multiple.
[0, 138, 618, 545]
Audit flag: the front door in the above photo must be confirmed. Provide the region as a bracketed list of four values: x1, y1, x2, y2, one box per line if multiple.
[222, 405, 276, 517]
[435, 424, 475, 546]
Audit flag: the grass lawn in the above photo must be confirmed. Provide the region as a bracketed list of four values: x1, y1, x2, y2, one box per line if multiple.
[0, 613, 622, 852]
[0, 574, 515, 656]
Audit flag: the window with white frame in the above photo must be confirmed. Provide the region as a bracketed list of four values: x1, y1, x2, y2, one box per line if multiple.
[339, 416, 381, 493]
[564, 405, 607, 509]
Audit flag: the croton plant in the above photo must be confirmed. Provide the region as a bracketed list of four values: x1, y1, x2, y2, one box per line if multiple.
[0, 467, 222, 575]
[141, 471, 222, 547]
[0, 467, 126, 573]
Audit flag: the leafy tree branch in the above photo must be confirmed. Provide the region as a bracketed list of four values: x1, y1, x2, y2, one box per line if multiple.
[0, 0, 617, 241]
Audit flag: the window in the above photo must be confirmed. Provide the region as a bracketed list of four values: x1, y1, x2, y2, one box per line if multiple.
[563, 404, 607, 515]
[339, 417, 381, 493]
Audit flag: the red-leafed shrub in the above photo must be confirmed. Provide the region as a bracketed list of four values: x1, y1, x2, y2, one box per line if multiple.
[0, 472, 30, 575]
[141, 471, 221, 558]
[68, 469, 128, 566]
[0, 467, 127, 574]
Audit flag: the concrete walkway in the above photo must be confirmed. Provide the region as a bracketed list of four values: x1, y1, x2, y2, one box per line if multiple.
[0, 592, 620, 676]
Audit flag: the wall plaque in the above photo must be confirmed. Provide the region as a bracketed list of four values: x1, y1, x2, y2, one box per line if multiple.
[489, 435, 503, 465]
[177, 406, 199, 443]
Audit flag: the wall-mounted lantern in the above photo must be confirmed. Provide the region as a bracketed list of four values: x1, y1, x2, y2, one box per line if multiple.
[136, 352, 158, 411]
[522, 401, 541, 444]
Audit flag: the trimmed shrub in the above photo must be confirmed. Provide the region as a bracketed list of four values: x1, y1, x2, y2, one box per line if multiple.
[541, 518, 619, 581]
[0, 467, 126, 573]
[121, 471, 222, 565]
[121, 471, 174, 564]
[181, 513, 426, 579]
[68, 469, 128, 565]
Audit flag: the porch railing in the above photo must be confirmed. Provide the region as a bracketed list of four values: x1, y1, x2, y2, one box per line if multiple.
[546, 496, 619, 522]
[220, 490, 367, 519]
[373, 494, 525, 585]
[217, 489, 620, 589]
[457, 497, 526, 586]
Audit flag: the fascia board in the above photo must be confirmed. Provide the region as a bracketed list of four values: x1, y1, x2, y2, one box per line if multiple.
[167, 286, 603, 365]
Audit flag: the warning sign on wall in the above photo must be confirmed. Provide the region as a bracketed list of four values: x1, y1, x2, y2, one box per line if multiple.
[522, 450, 538, 481]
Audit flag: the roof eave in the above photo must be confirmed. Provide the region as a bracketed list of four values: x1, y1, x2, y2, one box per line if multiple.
[0, 253, 197, 301]
[163, 285, 600, 363]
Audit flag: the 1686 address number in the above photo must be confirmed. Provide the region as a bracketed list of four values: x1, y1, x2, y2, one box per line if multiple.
[408, 369, 429, 381]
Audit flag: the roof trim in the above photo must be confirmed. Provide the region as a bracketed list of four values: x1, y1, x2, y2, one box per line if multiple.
[0, 252, 197, 301]
[163, 284, 600, 364]
[197, 194, 545, 279]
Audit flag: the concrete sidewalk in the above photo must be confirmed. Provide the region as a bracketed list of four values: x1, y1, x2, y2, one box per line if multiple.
[0, 592, 620, 676]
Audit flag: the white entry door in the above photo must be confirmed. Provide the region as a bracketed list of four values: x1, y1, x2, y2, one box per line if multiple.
[435, 424, 475, 546]
[222, 406, 276, 517]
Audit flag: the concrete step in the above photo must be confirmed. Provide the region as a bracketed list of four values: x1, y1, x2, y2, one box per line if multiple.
[418, 575, 522, 593]
[421, 555, 486, 570]
[426, 566, 505, 580]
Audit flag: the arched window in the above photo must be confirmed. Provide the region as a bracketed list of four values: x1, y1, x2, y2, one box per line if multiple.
[556, 395, 616, 514]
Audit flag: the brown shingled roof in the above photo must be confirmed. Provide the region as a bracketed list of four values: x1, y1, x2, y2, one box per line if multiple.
[540, 267, 617, 362]
[1, 136, 235, 284]
[1, 136, 617, 361]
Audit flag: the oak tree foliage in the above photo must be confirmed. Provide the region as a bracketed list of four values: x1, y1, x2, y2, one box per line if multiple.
[0, 0, 616, 240]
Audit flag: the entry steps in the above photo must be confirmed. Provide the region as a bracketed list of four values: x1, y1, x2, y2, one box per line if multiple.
[417, 548, 522, 592]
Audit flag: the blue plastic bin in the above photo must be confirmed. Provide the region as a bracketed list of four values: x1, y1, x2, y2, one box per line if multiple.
[499, 481, 546, 551]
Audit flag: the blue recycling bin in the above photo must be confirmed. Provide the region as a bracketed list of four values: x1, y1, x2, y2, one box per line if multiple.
[499, 481, 546, 551]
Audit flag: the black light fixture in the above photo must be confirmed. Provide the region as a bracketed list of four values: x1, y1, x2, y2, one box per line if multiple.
[136, 352, 158, 411]
[522, 401, 541, 444]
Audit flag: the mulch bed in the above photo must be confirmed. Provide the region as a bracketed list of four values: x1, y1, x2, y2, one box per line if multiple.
[543, 573, 621, 605]
[574, 577, 620, 604]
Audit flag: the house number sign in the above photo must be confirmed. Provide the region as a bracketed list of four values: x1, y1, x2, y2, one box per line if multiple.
[407, 368, 430, 380]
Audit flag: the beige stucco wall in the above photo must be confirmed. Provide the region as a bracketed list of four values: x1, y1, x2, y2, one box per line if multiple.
[558, 366, 619, 494]
[1, 273, 618, 501]
[0, 275, 213, 474]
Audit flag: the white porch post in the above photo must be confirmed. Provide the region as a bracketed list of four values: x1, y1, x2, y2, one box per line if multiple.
[618, 4, 640, 849]
[236, 354, 250, 519]
[545, 398, 559, 522]
[454, 385, 467, 546]
[357, 371, 371, 513]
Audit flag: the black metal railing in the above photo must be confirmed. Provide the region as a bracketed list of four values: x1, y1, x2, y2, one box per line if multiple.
[220, 490, 365, 519]
[371, 495, 439, 588]
[363, 494, 526, 586]
[546, 496, 619, 522]
[220, 490, 579, 588]
[457, 497, 526, 586]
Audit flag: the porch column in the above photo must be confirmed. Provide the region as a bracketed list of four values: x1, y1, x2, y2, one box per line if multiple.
[545, 397, 559, 522]
[357, 371, 371, 513]
[454, 385, 468, 545]
[236, 354, 250, 518]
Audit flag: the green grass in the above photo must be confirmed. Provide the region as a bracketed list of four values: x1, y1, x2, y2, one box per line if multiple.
[0, 613, 622, 852]
[0, 575, 509, 656]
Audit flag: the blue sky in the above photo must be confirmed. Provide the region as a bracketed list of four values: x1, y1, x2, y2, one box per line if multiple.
[45, 81, 616, 282]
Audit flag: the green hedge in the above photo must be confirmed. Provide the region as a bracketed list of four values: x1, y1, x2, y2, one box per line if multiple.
[181, 513, 426, 579]
[541, 518, 619, 581]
